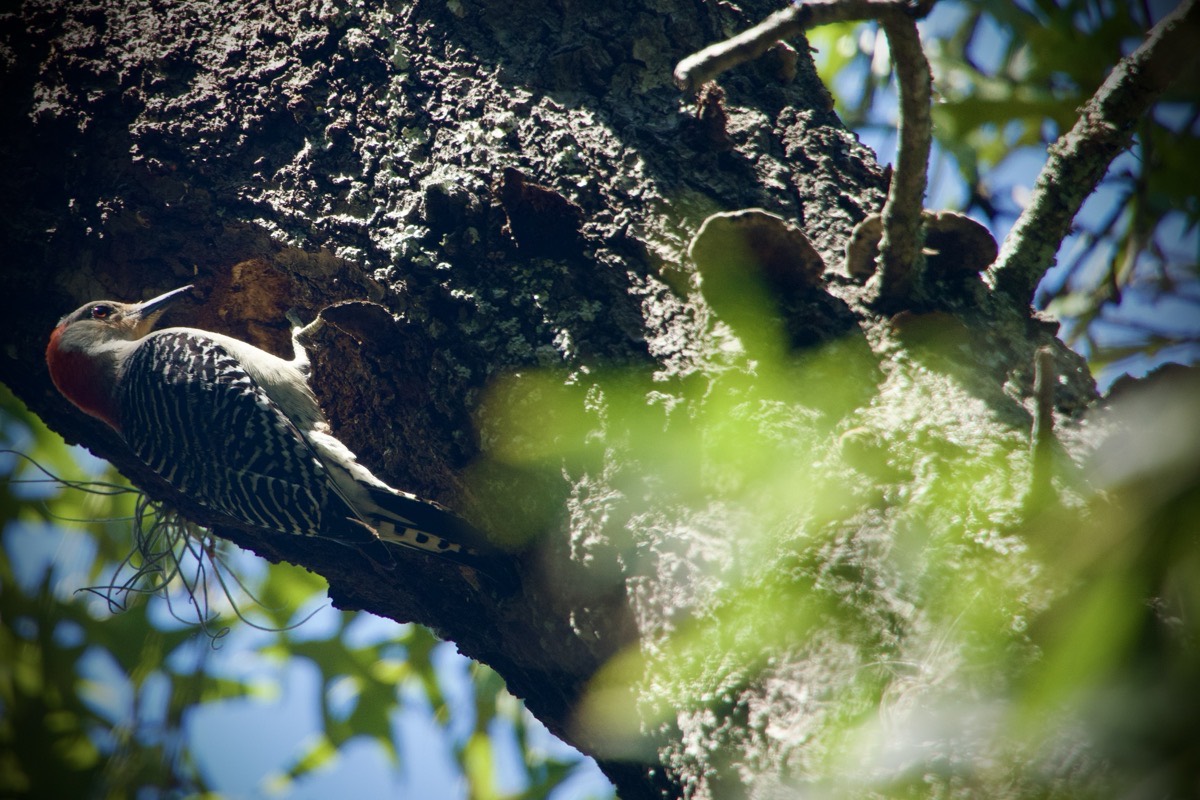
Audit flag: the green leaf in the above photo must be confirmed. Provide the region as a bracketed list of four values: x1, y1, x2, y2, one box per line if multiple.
[463, 732, 498, 800]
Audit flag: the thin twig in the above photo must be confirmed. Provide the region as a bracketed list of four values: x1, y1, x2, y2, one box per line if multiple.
[675, 0, 934, 91]
[987, 0, 1200, 305]
[675, 6, 802, 91]
[870, 12, 932, 305]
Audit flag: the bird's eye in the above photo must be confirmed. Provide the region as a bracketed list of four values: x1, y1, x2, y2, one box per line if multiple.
[90, 305, 113, 320]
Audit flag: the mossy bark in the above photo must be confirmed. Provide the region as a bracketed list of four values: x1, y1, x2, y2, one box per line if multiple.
[0, 2, 1104, 798]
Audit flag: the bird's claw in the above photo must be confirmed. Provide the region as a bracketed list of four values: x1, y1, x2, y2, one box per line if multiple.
[288, 308, 325, 348]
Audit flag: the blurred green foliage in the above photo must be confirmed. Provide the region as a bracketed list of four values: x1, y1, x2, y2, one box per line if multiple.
[477, 311, 1200, 793]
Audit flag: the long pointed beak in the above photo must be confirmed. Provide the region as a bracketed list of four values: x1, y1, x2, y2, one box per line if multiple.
[127, 284, 194, 337]
[129, 284, 195, 321]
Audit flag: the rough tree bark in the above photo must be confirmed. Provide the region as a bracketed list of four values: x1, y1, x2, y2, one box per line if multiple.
[0, 1, 1124, 798]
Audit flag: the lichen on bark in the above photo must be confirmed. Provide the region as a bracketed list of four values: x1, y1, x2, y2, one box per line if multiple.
[0, 1, 1128, 798]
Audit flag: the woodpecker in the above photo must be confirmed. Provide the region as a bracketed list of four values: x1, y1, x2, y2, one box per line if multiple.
[46, 284, 491, 563]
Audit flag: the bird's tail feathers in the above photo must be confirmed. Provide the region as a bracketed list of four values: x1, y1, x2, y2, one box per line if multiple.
[362, 485, 496, 558]
[358, 488, 520, 589]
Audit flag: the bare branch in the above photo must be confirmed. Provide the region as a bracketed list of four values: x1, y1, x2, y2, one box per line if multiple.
[673, 0, 934, 92]
[987, 0, 1200, 306]
[869, 12, 932, 305]
[674, 7, 795, 91]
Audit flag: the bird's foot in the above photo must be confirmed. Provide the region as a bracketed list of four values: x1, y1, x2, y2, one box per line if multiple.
[288, 308, 325, 347]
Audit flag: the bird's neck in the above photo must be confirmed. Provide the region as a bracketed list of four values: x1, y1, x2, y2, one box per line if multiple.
[45, 328, 129, 430]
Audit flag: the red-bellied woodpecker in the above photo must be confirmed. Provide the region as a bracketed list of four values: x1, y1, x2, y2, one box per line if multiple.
[45, 284, 491, 563]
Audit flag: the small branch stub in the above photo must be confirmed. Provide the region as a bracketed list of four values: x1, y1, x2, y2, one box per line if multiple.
[1028, 346, 1057, 508]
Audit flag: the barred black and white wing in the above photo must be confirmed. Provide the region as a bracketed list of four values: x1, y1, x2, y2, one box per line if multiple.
[47, 283, 503, 570]
[116, 331, 348, 538]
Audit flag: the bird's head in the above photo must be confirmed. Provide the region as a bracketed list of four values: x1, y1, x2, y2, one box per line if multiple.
[46, 284, 194, 427]
[51, 284, 195, 353]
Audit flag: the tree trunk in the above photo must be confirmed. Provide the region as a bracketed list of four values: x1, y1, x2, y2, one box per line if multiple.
[0, 1, 1103, 797]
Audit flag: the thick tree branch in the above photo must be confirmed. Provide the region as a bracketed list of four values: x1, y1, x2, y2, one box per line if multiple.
[987, 0, 1200, 305]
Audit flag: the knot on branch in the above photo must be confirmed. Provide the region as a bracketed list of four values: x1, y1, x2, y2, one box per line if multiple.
[498, 167, 585, 259]
[684, 82, 734, 152]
